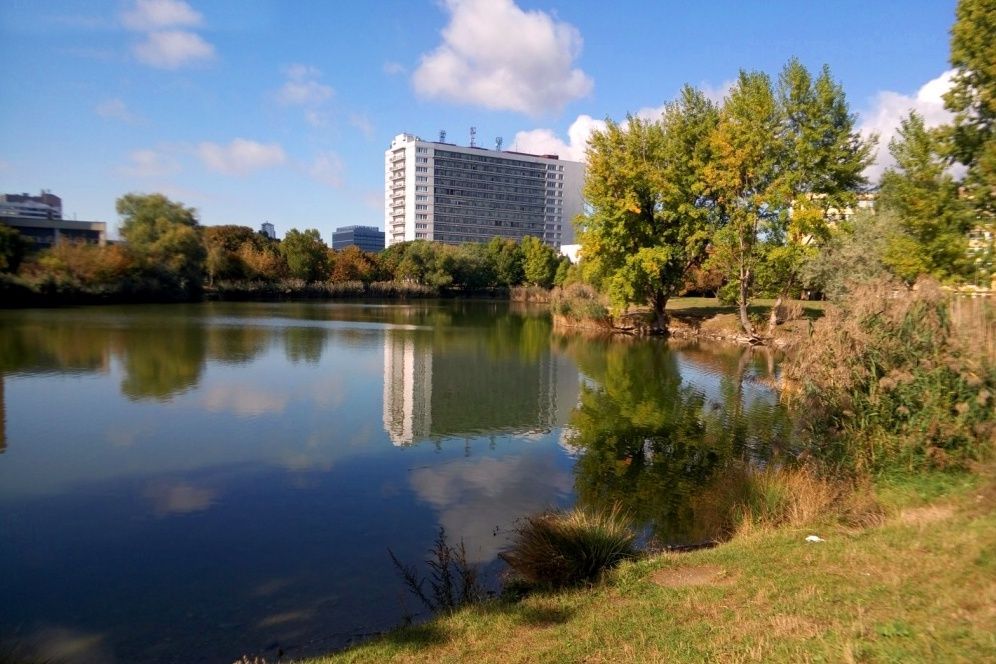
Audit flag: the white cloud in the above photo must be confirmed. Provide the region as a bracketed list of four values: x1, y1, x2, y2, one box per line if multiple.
[513, 113, 606, 161]
[700, 79, 735, 105]
[277, 64, 334, 106]
[198, 138, 286, 176]
[307, 152, 345, 188]
[121, 0, 203, 31]
[133, 29, 215, 69]
[413, 0, 593, 116]
[121, 148, 180, 177]
[382, 61, 406, 76]
[95, 98, 140, 123]
[859, 70, 954, 182]
[348, 113, 374, 137]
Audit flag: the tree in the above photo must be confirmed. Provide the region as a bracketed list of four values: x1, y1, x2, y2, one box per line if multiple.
[878, 112, 972, 282]
[279, 228, 329, 281]
[520, 236, 557, 288]
[116, 193, 205, 292]
[581, 87, 719, 332]
[330, 244, 378, 282]
[486, 237, 524, 287]
[0, 223, 27, 273]
[943, 0, 996, 218]
[705, 71, 785, 337]
[203, 225, 266, 283]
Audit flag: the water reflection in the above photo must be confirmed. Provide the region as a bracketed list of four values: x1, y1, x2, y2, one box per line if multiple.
[559, 336, 792, 544]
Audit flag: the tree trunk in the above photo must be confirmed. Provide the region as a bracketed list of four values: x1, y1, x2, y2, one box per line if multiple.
[737, 269, 755, 338]
[653, 291, 669, 335]
[767, 295, 783, 334]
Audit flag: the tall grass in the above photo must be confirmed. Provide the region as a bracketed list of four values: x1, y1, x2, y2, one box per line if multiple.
[550, 283, 610, 322]
[500, 505, 637, 589]
[788, 279, 995, 472]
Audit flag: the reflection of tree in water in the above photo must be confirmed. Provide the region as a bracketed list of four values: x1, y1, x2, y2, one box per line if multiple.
[205, 325, 271, 365]
[0, 319, 110, 374]
[118, 323, 207, 401]
[564, 339, 792, 544]
[283, 326, 327, 364]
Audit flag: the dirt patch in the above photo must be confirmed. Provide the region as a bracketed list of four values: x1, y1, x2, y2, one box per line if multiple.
[650, 565, 737, 588]
[899, 504, 956, 525]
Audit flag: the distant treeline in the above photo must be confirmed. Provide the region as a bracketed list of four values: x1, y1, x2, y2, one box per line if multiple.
[0, 193, 576, 306]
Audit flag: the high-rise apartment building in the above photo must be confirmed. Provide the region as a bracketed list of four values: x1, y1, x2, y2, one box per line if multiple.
[384, 133, 584, 249]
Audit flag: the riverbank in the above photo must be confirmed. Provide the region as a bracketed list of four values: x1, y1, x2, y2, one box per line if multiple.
[304, 468, 995, 663]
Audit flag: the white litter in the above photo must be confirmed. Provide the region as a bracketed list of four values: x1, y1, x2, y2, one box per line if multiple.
[805, 535, 825, 543]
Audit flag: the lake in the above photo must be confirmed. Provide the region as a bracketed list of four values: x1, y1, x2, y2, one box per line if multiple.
[0, 301, 791, 663]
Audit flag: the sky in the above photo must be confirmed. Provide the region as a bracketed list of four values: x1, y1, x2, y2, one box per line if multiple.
[0, 0, 961, 241]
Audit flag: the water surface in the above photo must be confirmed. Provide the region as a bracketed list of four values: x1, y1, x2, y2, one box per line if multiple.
[0, 301, 790, 662]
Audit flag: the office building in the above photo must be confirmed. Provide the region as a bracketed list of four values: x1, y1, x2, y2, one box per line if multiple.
[332, 225, 385, 252]
[0, 190, 62, 219]
[384, 132, 584, 249]
[260, 222, 276, 240]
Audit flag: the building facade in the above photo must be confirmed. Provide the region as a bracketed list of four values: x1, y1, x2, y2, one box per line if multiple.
[1, 216, 106, 247]
[332, 225, 385, 252]
[0, 190, 62, 219]
[260, 222, 276, 240]
[384, 133, 584, 249]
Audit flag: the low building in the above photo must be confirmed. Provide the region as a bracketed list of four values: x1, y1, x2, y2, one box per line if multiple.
[1, 216, 107, 248]
[333, 225, 385, 252]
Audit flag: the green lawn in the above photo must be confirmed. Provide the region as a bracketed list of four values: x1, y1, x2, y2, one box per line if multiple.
[666, 296, 827, 321]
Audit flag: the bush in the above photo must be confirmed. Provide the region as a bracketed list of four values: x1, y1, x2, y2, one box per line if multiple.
[500, 505, 637, 589]
[788, 278, 995, 472]
[550, 283, 610, 322]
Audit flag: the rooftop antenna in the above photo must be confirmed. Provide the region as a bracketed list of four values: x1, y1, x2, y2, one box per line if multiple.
[439, 129, 446, 143]
[469, 126, 477, 148]
[495, 136, 503, 151]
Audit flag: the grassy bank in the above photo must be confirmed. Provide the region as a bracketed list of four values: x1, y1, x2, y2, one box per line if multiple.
[308, 470, 994, 663]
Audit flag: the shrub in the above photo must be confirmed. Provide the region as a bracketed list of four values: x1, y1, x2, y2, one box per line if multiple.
[788, 278, 995, 472]
[550, 283, 610, 322]
[500, 505, 637, 589]
[389, 527, 482, 614]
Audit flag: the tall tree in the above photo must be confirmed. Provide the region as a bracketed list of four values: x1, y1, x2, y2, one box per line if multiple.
[279, 228, 329, 281]
[878, 111, 972, 282]
[581, 87, 718, 332]
[116, 193, 205, 291]
[520, 235, 557, 288]
[705, 71, 785, 338]
[943, 0, 996, 218]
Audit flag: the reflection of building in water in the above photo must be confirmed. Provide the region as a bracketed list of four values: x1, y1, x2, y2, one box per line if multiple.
[382, 330, 579, 446]
[0, 375, 5, 454]
[383, 332, 433, 445]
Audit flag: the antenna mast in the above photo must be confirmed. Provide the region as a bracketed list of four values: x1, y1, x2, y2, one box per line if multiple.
[469, 126, 477, 148]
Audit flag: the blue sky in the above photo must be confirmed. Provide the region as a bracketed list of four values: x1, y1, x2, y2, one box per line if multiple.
[0, 0, 959, 240]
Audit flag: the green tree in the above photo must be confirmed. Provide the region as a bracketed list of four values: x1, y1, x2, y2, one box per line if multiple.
[279, 228, 329, 281]
[330, 244, 378, 282]
[581, 87, 719, 332]
[116, 193, 206, 291]
[0, 223, 27, 273]
[878, 112, 972, 282]
[203, 225, 266, 283]
[705, 71, 785, 337]
[943, 0, 996, 218]
[486, 237, 524, 287]
[520, 235, 557, 288]
[553, 256, 572, 287]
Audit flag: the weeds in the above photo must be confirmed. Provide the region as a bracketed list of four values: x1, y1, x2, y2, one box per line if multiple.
[499, 504, 637, 589]
[388, 527, 482, 615]
[550, 283, 610, 322]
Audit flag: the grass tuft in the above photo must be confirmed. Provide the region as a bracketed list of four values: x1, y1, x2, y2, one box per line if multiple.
[499, 504, 637, 589]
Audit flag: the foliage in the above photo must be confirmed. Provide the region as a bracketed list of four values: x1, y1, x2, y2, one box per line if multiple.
[486, 237, 525, 287]
[330, 244, 378, 282]
[553, 256, 572, 287]
[789, 279, 995, 472]
[116, 193, 206, 292]
[499, 505, 637, 589]
[802, 209, 902, 299]
[878, 112, 973, 282]
[279, 228, 329, 281]
[550, 283, 609, 321]
[389, 527, 482, 614]
[581, 88, 718, 331]
[0, 223, 27, 273]
[942, 0, 996, 218]
[520, 235, 557, 288]
[203, 224, 272, 282]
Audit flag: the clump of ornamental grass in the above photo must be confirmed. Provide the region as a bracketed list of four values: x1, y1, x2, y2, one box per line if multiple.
[787, 278, 995, 473]
[500, 505, 637, 590]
